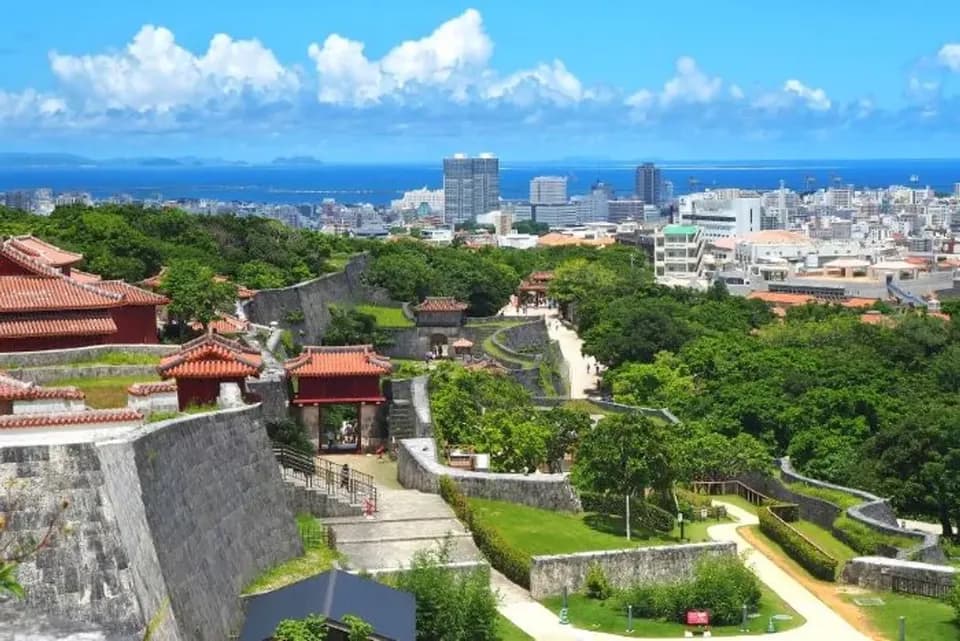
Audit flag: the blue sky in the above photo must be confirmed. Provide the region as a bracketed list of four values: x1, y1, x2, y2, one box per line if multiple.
[2, 1, 960, 161]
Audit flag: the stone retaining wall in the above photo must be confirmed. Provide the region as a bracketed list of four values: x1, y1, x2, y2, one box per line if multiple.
[0, 344, 176, 368]
[530, 397, 680, 424]
[397, 437, 581, 511]
[491, 319, 548, 356]
[283, 483, 362, 518]
[841, 557, 956, 595]
[243, 254, 394, 344]
[10, 364, 159, 386]
[529, 542, 737, 599]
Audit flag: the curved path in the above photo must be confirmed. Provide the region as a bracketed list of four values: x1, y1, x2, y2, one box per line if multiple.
[493, 501, 871, 641]
[499, 304, 599, 398]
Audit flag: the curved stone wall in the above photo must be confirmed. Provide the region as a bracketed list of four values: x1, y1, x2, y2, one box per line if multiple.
[0, 344, 176, 368]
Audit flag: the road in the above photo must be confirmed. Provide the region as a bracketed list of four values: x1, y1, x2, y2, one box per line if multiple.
[493, 501, 873, 641]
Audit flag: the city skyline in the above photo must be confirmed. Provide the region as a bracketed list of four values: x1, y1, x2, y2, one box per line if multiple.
[3, 2, 960, 160]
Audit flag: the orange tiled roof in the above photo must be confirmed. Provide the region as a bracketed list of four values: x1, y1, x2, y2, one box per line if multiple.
[158, 333, 263, 379]
[537, 233, 615, 247]
[127, 381, 177, 396]
[190, 313, 249, 335]
[9, 235, 83, 267]
[213, 275, 257, 299]
[840, 297, 878, 308]
[96, 280, 170, 306]
[860, 311, 894, 326]
[0, 239, 70, 278]
[747, 292, 815, 306]
[0, 408, 142, 430]
[0, 276, 122, 312]
[0, 310, 117, 338]
[144, 268, 256, 299]
[451, 338, 474, 348]
[69, 269, 102, 284]
[285, 345, 392, 378]
[529, 271, 555, 281]
[0, 372, 85, 401]
[414, 297, 468, 312]
[141, 267, 167, 290]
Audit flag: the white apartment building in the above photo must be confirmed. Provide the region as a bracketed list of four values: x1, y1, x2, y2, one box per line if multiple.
[572, 189, 609, 223]
[954, 182, 960, 198]
[533, 203, 578, 228]
[498, 233, 538, 249]
[677, 193, 762, 240]
[529, 176, 568, 205]
[391, 187, 444, 213]
[654, 224, 706, 286]
[420, 228, 454, 244]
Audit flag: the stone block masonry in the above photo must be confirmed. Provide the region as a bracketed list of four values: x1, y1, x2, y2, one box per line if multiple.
[0, 404, 303, 641]
[397, 437, 581, 512]
[0, 344, 177, 368]
[529, 541, 737, 599]
[841, 557, 955, 597]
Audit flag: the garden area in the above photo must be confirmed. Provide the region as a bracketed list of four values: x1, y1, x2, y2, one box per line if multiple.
[355, 304, 413, 328]
[49, 374, 161, 409]
[541, 556, 804, 637]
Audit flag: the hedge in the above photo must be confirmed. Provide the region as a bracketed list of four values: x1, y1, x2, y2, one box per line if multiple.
[579, 491, 676, 533]
[758, 505, 838, 581]
[438, 476, 531, 588]
[833, 514, 915, 557]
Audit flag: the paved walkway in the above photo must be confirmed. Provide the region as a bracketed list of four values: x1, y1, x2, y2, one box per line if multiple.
[499, 304, 599, 398]
[492, 501, 872, 641]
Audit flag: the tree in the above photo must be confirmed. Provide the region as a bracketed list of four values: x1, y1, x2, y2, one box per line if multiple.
[679, 431, 771, 482]
[609, 352, 695, 410]
[266, 418, 314, 455]
[542, 408, 592, 473]
[322, 306, 392, 351]
[583, 297, 692, 367]
[273, 614, 327, 641]
[236, 260, 286, 289]
[160, 259, 237, 333]
[342, 614, 373, 641]
[572, 413, 680, 537]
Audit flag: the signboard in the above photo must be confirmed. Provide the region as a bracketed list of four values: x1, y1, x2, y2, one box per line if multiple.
[686, 610, 710, 626]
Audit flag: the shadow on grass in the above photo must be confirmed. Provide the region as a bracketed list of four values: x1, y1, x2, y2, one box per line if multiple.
[582, 513, 675, 543]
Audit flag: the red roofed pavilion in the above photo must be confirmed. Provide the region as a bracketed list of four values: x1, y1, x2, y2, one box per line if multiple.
[0, 236, 168, 351]
[157, 333, 263, 410]
[284, 345, 392, 453]
[413, 297, 468, 327]
[518, 271, 554, 307]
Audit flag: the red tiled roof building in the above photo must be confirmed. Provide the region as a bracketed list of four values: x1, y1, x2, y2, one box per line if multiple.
[413, 297, 468, 327]
[284, 345, 392, 453]
[157, 333, 263, 410]
[0, 236, 168, 351]
[518, 271, 554, 306]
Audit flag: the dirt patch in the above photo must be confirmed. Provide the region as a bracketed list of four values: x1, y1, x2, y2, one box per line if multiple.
[739, 525, 888, 641]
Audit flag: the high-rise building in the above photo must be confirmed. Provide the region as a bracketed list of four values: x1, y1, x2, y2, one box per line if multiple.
[635, 162, 663, 206]
[443, 153, 500, 223]
[954, 182, 960, 198]
[529, 176, 568, 205]
[677, 193, 762, 239]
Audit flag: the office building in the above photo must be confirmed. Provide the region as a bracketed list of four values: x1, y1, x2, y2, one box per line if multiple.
[573, 185, 611, 223]
[654, 224, 706, 286]
[954, 182, 960, 198]
[529, 176, 568, 205]
[677, 193, 763, 239]
[443, 153, 500, 224]
[391, 187, 444, 214]
[635, 162, 663, 206]
[4, 191, 33, 212]
[608, 198, 647, 223]
[533, 203, 578, 228]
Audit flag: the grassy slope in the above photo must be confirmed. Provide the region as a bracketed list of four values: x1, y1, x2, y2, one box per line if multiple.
[49, 374, 161, 409]
[467, 497, 719, 557]
[243, 515, 338, 594]
[496, 613, 534, 641]
[841, 592, 958, 641]
[541, 583, 803, 637]
[791, 520, 859, 563]
[356, 304, 414, 327]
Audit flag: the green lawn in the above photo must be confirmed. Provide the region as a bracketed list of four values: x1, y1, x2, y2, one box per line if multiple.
[541, 583, 804, 637]
[791, 520, 858, 563]
[496, 613, 533, 641]
[712, 494, 762, 516]
[465, 319, 526, 328]
[559, 399, 613, 415]
[467, 497, 721, 557]
[326, 253, 358, 272]
[356, 304, 414, 327]
[842, 592, 958, 641]
[783, 479, 862, 509]
[481, 335, 535, 368]
[49, 374, 162, 409]
[243, 515, 339, 594]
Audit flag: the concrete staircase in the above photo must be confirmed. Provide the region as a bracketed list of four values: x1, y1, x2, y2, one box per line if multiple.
[325, 487, 484, 572]
[387, 399, 416, 441]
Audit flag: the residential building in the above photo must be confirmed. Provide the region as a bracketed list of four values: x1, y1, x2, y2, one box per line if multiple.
[533, 203, 578, 227]
[442, 153, 499, 224]
[529, 176, 568, 205]
[419, 228, 454, 245]
[498, 233, 538, 250]
[490, 210, 513, 236]
[573, 186, 610, 223]
[391, 187, 444, 214]
[635, 162, 662, 205]
[4, 191, 32, 212]
[677, 193, 763, 239]
[954, 182, 960, 198]
[828, 187, 853, 209]
[608, 198, 646, 223]
[654, 224, 706, 286]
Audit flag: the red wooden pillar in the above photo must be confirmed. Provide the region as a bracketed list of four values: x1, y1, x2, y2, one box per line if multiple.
[317, 404, 324, 455]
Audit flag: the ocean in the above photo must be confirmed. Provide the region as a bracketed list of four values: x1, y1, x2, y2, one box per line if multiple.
[0, 159, 959, 205]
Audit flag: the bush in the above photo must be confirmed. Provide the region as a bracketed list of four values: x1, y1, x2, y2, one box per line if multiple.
[274, 614, 327, 641]
[343, 614, 373, 641]
[584, 563, 612, 600]
[267, 418, 315, 456]
[758, 505, 838, 581]
[438, 476, 531, 588]
[613, 555, 760, 625]
[579, 491, 676, 533]
[948, 580, 960, 621]
[832, 514, 915, 556]
[394, 541, 499, 641]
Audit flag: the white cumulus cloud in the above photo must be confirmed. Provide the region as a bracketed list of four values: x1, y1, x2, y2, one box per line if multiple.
[755, 79, 831, 112]
[49, 25, 298, 112]
[937, 43, 960, 71]
[485, 60, 587, 105]
[625, 56, 724, 112]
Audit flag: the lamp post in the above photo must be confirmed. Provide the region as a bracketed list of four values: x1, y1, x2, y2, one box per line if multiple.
[559, 586, 569, 625]
[626, 605, 634, 633]
[898, 616, 905, 641]
[740, 603, 748, 632]
[678, 511, 685, 541]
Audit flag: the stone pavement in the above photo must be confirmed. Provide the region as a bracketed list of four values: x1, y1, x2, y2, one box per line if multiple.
[325, 486, 484, 572]
[491, 501, 874, 641]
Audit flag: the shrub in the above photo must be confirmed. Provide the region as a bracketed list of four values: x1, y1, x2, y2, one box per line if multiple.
[948, 580, 960, 621]
[584, 563, 612, 600]
[579, 491, 675, 533]
[613, 555, 760, 625]
[343, 614, 373, 641]
[438, 476, 531, 588]
[274, 614, 327, 641]
[267, 418, 315, 456]
[759, 505, 837, 581]
[832, 514, 915, 556]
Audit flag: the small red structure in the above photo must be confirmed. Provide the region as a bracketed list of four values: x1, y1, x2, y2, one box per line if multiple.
[284, 345, 392, 453]
[518, 271, 554, 307]
[413, 297, 468, 327]
[451, 337, 474, 358]
[0, 236, 168, 351]
[157, 333, 263, 410]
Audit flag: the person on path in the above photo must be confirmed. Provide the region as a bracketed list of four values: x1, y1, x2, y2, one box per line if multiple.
[340, 463, 350, 489]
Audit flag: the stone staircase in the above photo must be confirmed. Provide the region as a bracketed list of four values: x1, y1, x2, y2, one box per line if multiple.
[325, 487, 484, 572]
[387, 399, 416, 441]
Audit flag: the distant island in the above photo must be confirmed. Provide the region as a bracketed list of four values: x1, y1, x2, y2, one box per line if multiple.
[271, 156, 325, 166]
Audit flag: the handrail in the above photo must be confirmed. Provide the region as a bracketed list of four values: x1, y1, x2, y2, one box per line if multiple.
[272, 444, 379, 512]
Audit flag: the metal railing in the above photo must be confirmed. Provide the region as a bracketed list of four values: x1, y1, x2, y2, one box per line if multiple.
[272, 445, 378, 512]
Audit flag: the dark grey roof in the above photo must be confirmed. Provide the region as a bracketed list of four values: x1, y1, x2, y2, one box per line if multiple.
[239, 570, 415, 641]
